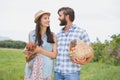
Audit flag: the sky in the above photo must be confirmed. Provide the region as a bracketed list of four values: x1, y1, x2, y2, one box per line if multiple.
[0, 0, 120, 43]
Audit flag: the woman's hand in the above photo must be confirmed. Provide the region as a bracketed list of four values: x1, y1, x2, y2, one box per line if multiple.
[32, 46, 43, 54]
[23, 47, 32, 55]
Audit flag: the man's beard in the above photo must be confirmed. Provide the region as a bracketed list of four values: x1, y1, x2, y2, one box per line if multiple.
[59, 18, 67, 26]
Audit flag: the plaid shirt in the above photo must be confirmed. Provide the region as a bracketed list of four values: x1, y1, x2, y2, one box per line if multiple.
[54, 24, 91, 73]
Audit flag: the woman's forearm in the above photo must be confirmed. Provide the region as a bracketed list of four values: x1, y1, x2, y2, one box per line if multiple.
[37, 46, 57, 58]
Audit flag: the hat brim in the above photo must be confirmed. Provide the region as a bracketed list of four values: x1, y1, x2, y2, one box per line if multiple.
[34, 12, 50, 23]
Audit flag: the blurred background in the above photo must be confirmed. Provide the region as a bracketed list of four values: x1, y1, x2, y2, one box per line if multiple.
[0, 0, 120, 43]
[0, 0, 120, 80]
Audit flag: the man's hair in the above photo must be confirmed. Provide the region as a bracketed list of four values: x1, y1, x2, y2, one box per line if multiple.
[58, 7, 75, 22]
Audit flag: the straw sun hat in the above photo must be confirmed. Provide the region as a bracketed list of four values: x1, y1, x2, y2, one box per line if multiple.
[69, 38, 93, 60]
[34, 10, 50, 23]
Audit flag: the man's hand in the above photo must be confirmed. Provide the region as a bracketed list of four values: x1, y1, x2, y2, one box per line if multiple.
[70, 47, 87, 65]
[70, 56, 88, 65]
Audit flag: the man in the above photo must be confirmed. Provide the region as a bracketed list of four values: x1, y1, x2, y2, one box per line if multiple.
[54, 7, 94, 80]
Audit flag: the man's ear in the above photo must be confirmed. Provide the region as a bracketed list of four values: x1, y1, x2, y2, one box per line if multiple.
[65, 15, 69, 21]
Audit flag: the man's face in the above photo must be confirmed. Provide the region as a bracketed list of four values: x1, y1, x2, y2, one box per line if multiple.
[58, 11, 67, 26]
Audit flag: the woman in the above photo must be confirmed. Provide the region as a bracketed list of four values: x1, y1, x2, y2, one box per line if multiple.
[24, 10, 57, 80]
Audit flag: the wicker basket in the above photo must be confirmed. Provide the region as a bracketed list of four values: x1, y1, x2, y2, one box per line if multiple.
[69, 39, 93, 60]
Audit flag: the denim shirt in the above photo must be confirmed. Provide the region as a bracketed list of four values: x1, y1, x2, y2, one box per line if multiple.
[25, 30, 54, 78]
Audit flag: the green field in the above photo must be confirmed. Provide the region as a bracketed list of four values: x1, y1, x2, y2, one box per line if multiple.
[0, 48, 119, 80]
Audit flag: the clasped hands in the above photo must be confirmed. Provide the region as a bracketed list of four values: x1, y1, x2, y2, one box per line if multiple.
[23, 45, 41, 56]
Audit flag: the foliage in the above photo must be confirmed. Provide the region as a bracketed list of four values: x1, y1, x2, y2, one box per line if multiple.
[92, 34, 120, 65]
[0, 40, 26, 49]
[92, 38, 106, 62]
[106, 34, 120, 65]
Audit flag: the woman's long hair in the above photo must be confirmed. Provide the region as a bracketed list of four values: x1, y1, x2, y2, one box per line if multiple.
[35, 16, 54, 46]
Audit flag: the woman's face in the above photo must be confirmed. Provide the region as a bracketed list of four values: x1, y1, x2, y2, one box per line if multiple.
[40, 14, 50, 27]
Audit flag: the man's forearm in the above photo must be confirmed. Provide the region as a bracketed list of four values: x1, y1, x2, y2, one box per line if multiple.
[86, 53, 94, 63]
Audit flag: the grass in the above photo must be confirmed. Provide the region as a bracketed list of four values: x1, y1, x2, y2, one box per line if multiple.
[81, 62, 120, 80]
[0, 48, 120, 80]
[0, 48, 25, 80]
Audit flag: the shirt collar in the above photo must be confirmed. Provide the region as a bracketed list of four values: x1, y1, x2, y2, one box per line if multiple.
[61, 24, 76, 33]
